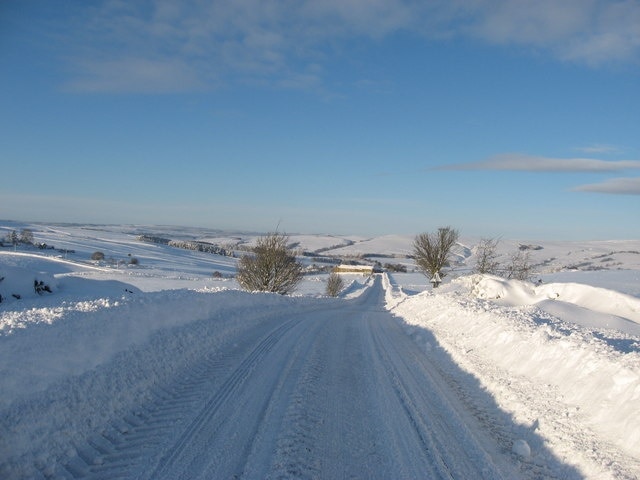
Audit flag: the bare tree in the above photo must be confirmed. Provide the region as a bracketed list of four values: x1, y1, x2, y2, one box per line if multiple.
[413, 226, 459, 280]
[237, 232, 303, 295]
[19, 228, 34, 245]
[325, 272, 344, 297]
[474, 237, 500, 274]
[7, 230, 19, 246]
[505, 249, 534, 281]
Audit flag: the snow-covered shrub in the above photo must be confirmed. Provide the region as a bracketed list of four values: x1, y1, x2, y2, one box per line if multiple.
[237, 232, 303, 295]
[326, 272, 344, 297]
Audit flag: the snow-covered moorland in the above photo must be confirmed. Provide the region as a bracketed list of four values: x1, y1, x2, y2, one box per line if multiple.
[1, 221, 639, 479]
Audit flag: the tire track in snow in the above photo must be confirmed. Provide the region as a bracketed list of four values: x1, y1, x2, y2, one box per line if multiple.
[53, 352, 231, 479]
[268, 280, 503, 480]
[48, 308, 316, 480]
[370, 326, 455, 478]
[364, 279, 506, 479]
[266, 310, 389, 479]
[145, 315, 306, 479]
[267, 322, 327, 479]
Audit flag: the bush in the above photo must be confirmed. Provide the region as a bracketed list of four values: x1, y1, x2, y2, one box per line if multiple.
[384, 263, 407, 273]
[236, 232, 303, 295]
[474, 237, 500, 274]
[91, 251, 105, 261]
[326, 272, 344, 297]
[34, 279, 52, 294]
[506, 249, 534, 280]
[19, 229, 34, 245]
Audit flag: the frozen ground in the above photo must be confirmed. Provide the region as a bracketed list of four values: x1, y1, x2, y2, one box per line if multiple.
[1, 221, 639, 479]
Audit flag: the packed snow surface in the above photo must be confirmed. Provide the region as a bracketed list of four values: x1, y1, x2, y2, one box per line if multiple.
[1, 222, 639, 479]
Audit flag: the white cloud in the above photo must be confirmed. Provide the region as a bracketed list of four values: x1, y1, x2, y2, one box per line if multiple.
[463, 0, 592, 46]
[67, 57, 205, 93]
[575, 144, 625, 155]
[556, 1, 640, 65]
[441, 153, 640, 172]
[574, 177, 640, 195]
[300, 0, 415, 37]
[58, 0, 640, 93]
[453, 0, 640, 65]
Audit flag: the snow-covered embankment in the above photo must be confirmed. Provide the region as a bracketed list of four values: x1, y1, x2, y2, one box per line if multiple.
[384, 273, 640, 477]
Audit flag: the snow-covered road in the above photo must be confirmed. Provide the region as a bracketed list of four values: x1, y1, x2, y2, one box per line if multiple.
[19, 277, 522, 480]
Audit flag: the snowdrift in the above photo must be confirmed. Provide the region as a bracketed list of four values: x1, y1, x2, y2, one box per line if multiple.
[462, 274, 640, 324]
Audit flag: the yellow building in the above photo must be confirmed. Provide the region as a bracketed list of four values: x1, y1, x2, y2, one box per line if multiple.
[332, 265, 374, 276]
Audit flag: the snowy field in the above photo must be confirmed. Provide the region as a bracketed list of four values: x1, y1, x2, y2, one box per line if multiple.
[1, 221, 639, 479]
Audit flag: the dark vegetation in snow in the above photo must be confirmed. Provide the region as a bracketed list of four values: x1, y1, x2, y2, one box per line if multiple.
[137, 234, 232, 256]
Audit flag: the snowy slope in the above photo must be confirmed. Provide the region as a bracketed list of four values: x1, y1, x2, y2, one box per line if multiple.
[322, 234, 415, 257]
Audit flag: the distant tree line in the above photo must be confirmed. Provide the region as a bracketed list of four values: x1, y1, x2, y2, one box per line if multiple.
[384, 263, 407, 273]
[137, 235, 232, 256]
[2, 229, 75, 254]
[313, 240, 356, 254]
[137, 235, 170, 245]
[300, 253, 340, 265]
[168, 240, 230, 256]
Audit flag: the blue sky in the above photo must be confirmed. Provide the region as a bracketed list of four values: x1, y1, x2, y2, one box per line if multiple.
[1, 1, 639, 240]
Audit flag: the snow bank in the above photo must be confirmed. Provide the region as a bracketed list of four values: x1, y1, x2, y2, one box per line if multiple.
[388, 274, 640, 475]
[536, 281, 640, 323]
[339, 274, 375, 299]
[461, 274, 640, 324]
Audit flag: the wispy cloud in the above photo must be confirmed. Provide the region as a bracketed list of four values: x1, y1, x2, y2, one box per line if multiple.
[55, 0, 640, 93]
[573, 177, 640, 195]
[574, 144, 625, 155]
[439, 152, 640, 196]
[455, 0, 640, 66]
[66, 57, 205, 93]
[440, 153, 640, 173]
